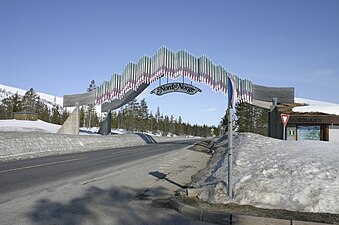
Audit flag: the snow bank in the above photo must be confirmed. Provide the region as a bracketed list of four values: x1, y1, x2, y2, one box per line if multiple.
[0, 132, 151, 161]
[0, 120, 198, 161]
[0, 119, 61, 133]
[194, 133, 339, 214]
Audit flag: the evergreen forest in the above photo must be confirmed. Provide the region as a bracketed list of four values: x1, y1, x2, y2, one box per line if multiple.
[1, 85, 269, 137]
[0, 87, 219, 137]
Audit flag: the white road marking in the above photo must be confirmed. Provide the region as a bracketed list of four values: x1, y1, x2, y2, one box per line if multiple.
[0, 157, 88, 174]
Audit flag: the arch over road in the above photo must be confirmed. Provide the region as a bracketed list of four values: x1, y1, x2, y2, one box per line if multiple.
[61, 47, 294, 134]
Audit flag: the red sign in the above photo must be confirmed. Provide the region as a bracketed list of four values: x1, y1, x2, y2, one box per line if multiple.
[281, 114, 290, 126]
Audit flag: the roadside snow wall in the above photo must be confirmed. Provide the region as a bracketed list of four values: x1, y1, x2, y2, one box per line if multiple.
[0, 132, 192, 161]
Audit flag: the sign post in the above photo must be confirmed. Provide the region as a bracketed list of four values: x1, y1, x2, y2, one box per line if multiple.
[227, 106, 233, 198]
[280, 114, 290, 140]
[227, 76, 235, 198]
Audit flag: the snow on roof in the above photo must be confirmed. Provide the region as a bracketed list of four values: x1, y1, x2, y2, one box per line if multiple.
[293, 98, 339, 116]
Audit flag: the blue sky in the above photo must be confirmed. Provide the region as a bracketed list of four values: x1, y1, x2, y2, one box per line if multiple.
[1, 0, 338, 126]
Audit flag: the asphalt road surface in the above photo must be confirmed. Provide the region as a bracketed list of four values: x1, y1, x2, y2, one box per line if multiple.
[0, 140, 196, 197]
[0, 139, 213, 225]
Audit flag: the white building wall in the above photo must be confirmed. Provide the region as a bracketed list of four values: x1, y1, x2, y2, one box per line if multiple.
[329, 125, 339, 142]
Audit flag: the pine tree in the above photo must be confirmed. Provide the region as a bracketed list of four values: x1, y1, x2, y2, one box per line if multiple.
[139, 98, 148, 118]
[138, 98, 149, 132]
[12, 92, 22, 113]
[220, 108, 236, 135]
[91, 110, 99, 127]
[155, 106, 161, 133]
[149, 111, 156, 134]
[119, 107, 126, 130]
[80, 106, 85, 127]
[87, 80, 96, 92]
[254, 106, 269, 136]
[51, 102, 60, 124]
[170, 115, 175, 135]
[155, 107, 161, 123]
[22, 88, 38, 112]
[220, 109, 229, 133]
[233, 101, 268, 136]
[1, 96, 13, 118]
[163, 115, 170, 136]
[125, 98, 139, 131]
[177, 116, 183, 135]
[117, 109, 123, 129]
[60, 108, 70, 125]
[111, 111, 119, 129]
[0, 92, 23, 119]
[0, 104, 5, 119]
[235, 101, 253, 132]
[86, 80, 96, 128]
[35, 99, 49, 122]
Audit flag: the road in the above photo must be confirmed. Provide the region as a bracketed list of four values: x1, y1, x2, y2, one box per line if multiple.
[0, 139, 213, 225]
[0, 140, 195, 197]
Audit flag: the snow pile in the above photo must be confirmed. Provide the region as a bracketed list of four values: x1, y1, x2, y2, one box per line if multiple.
[0, 119, 61, 133]
[194, 133, 339, 214]
[294, 98, 339, 116]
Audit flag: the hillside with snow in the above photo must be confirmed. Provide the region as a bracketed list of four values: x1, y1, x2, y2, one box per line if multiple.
[0, 83, 102, 114]
[0, 84, 63, 109]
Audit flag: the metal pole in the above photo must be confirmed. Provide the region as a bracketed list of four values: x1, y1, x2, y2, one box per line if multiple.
[283, 125, 286, 140]
[227, 106, 233, 198]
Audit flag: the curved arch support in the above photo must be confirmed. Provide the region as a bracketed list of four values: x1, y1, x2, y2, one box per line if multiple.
[101, 83, 149, 112]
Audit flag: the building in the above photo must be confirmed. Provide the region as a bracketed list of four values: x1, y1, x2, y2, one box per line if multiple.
[269, 99, 339, 142]
[12, 111, 38, 121]
[286, 115, 339, 141]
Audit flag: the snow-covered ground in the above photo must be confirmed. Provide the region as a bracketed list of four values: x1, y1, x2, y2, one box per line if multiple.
[193, 133, 339, 214]
[0, 119, 100, 134]
[0, 119, 61, 133]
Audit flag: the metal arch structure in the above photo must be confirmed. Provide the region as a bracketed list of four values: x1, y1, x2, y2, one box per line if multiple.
[61, 47, 294, 135]
[94, 47, 253, 112]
